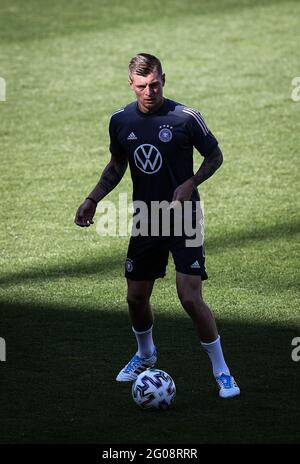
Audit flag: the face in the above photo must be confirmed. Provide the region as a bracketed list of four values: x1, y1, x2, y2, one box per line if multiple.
[129, 71, 165, 113]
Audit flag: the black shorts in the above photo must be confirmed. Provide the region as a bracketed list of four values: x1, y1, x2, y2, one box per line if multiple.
[124, 234, 208, 281]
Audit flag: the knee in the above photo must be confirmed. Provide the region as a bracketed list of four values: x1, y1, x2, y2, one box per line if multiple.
[179, 293, 203, 314]
[127, 292, 149, 308]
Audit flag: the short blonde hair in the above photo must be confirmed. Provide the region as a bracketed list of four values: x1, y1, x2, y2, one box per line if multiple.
[128, 53, 163, 79]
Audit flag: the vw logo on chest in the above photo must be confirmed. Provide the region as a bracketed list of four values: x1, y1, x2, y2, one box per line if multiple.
[134, 144, 162, 174]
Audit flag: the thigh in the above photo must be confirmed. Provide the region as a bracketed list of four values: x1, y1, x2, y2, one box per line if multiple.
[125, 236, 169, 281]
[176, 271, 203, 301]
[170, 236, 208, 280]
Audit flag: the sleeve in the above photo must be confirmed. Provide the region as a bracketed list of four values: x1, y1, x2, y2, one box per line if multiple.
[108, 115, 124, 158]
[185, 108, 218, 157]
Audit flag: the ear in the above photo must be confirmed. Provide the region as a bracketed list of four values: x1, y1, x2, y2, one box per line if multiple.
[128, 77, 134, 90]
[162, 73, 166, 87]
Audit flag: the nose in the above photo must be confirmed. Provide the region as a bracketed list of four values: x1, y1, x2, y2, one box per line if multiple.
[145, 85, 155, 98]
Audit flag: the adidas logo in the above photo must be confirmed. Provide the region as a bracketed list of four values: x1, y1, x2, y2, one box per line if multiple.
[127, 132, 137, 140]
[190, 260, 200, 269]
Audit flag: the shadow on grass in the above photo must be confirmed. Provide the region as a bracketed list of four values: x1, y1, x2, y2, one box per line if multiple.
[1, 218, 299, 287]
[0, 299, 299, 444]
[206, 219, 300, 253]
[0, 253, 123, 286]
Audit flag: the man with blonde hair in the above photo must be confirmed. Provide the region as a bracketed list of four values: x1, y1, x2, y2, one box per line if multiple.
[75, 53, 240, 398]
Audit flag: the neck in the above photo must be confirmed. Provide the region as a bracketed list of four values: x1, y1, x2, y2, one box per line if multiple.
[138, 97, 164, 114]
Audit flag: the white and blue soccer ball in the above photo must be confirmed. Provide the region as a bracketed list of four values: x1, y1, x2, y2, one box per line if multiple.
[132, 368, 176, 410]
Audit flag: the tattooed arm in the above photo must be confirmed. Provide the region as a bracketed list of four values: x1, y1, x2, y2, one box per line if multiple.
[75, 153, 128, 227]
[191, 145, 223, 187]
[87, 153, 128, 203]
[171, 145, 223, 204]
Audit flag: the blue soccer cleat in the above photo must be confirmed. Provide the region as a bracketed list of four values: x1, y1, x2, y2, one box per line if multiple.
[215, 373, 240, 398]
[116, 348, 157, 382]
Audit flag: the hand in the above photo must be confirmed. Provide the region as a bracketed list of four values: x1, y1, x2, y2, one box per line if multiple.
[169, 179, 194, 209]
[74, 198, 97, 227]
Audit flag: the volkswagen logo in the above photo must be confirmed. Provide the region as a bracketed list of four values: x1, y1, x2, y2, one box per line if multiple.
[134, 144, 162, 174]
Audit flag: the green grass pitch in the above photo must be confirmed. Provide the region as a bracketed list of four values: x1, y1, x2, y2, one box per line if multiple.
[0, 0, 299, 443]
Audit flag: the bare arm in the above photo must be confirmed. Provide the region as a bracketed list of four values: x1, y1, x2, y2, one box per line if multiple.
[87, 154, 128, 203]
[191, 145, 223, 187]
[171, 145, 223, 204]
[74, 153, 128, 227]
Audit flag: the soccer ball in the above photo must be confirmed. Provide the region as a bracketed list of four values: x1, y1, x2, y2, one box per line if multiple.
[132, 368, 176, 410]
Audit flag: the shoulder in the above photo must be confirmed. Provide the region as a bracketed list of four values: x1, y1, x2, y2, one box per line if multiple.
[166, 100, 204, 122]
[109, 106, 125, 129]
[109, 103, 137, 135]
[111, 106, 125, 117]
[110, 101, 136, 123]
[177, 105, 210, 135]
[162, 99, 193, 123]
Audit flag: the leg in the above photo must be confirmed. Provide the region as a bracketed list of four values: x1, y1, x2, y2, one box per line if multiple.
[176, 271, 218, 343]
[126, 278, 155, 331]
[116, 278, 157, 381]
[117, 234, 167, 382]
[176, 271, 240, 397]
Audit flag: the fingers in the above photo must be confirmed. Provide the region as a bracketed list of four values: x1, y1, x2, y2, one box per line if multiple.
[168, 200, 182, 210]
[75, 202, 96, 227]
[172, 187, 179, 202]
[74, 215, 94, 227]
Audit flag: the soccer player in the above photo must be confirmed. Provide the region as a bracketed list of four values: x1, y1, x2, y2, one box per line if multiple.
[75, 53, 240, 398]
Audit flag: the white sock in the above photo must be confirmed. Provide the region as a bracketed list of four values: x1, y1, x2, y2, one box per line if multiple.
[201, 335, 230, 378]
[132, 325, 155, 358]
